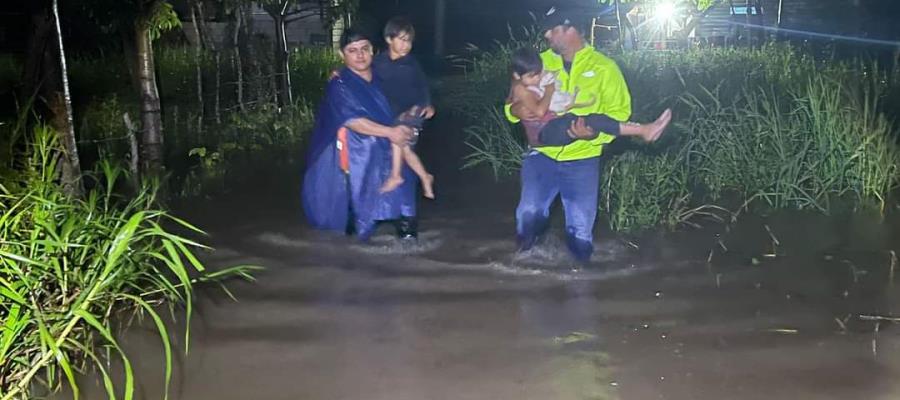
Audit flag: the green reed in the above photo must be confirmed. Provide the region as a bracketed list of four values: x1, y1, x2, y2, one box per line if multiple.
[0, 125, 258, 399]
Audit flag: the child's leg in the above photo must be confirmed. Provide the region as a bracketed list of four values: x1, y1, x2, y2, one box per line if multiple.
[582, 114, 621, 136]
[537, 109, 672, 146]
[560, 108, 673, 143]
[537, 114, 580, 146]
[401, 146, 434, 199]
[538, 114, 618, 146]
[380, 143, 405, 193]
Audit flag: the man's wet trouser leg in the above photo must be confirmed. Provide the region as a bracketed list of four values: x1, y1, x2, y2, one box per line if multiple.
[558, 157, 600, 263]
[516, 152, 559, 251]
[516, 152, 600, 263]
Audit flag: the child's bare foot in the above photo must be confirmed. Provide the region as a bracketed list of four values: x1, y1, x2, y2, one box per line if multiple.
[645, 108, 672, 142]
[421, 174, 435, 199]
[622, 109, 672, 142]
[380, 175, 404, 193]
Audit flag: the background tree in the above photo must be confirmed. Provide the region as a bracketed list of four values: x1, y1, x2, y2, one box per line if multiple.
[20, 0, 84, 196]
[134, 1, 180, 176]
[65, 0, 179, 177]
[257, 0, 357, 108]
[51, 0, 83, 196]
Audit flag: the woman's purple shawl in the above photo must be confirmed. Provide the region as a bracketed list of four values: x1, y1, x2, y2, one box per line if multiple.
[301, 67, 402, 240]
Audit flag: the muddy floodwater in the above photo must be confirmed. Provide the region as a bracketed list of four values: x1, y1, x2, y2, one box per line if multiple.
[66, 117, 900, 399]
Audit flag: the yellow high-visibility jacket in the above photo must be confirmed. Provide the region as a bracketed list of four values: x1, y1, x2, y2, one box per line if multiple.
[505, 46, 632, 161]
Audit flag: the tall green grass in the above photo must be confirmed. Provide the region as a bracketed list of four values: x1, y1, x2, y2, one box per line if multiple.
[442, 25, 544, 118]
[461, 107, 527, 177]
[602, 151, 694, 231]
[290, 47, 341, 105]
[0, 126, 257, 399]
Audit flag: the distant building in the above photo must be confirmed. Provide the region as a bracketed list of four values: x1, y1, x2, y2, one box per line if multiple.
[590, 0, 859, 48]
[247, 5, 332, 47]
[697, 0, 851, 43]
[180, 3, 332, 49]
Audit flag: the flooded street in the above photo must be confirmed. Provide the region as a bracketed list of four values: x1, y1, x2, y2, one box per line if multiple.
[73, 117, 900, 399]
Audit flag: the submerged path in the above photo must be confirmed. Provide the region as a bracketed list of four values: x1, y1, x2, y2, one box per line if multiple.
[77, 116, 900, 399]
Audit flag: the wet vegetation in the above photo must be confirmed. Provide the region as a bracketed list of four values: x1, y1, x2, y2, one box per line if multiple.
[0, 26, 336, 400]
[447, 42, 900, 232]
[0, 125, 257, 398]
[3, 1, 899, 397]
[66, 45, 337, 196]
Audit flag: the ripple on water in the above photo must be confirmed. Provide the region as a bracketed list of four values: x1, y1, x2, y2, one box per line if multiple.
[255, 232, 315, 249]
[252, 229, 661, 282]
[348, 230, 443, 255]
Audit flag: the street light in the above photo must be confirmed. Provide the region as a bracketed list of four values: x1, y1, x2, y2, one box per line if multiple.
[655, 1, 677, 23]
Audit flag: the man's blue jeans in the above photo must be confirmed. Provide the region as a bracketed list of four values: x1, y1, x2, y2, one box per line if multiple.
[516, 151, 601, 263]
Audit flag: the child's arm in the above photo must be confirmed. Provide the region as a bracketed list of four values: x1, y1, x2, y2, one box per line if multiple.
[512, 82, 555, 119]
[562, 87, 598, 112]
[565, 97, 597, 112]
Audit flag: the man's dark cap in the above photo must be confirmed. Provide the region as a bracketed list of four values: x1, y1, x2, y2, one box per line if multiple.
[538, 6, 588, 32]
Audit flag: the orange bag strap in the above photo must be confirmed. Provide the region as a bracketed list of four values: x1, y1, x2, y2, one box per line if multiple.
[337, 127, 350, 173]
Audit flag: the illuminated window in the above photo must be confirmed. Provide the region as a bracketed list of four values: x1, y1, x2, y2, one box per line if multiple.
[731, 6, 759, 15]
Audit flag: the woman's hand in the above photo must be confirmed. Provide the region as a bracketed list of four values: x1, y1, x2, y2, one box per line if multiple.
[387, 125, 415, 146]
[345, 118, 414, 144]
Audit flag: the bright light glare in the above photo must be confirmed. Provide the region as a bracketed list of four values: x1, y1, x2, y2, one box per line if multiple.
[655, 2, 676, 21]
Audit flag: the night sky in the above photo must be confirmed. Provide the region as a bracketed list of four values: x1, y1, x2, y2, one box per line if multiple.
[1, 0, 899, 57]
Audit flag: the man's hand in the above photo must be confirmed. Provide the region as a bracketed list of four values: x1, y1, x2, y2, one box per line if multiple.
[419, 105, 436, 119]
[387, 125, 415, 146]
[568, 117, 597, 140]
[328, 69, 340, 80]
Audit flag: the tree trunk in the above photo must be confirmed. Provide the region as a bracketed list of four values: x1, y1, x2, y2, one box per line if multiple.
[776, 0, 784, 38]
[123, 112, 141, 185]
[239, 4, 263, 105]
[194, 0, 223, 124]
[51, 0, 83, 197]
[193, 0, 215, 50]
[214, 51, 221, 124]
[135, 19, 164, 175]
[614, 0, 623, 49]
[330, 1, 344, 53]
[189, 1, 205, 132]
[231, 6, 245, 112]
[263, 0, 294, 108]
[272, 13, 293, 107]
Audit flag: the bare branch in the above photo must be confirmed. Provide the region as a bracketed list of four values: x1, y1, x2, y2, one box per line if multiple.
[285, 11, 320, 23]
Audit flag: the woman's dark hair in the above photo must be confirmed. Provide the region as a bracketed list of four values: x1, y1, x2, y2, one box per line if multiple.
[511, 47, 543, 76]
[340, 29, 371, 50]
[383, 16, 415, 40]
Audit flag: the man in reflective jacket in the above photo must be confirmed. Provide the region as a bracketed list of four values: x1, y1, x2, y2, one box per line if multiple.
[506, 6, 632, 263]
